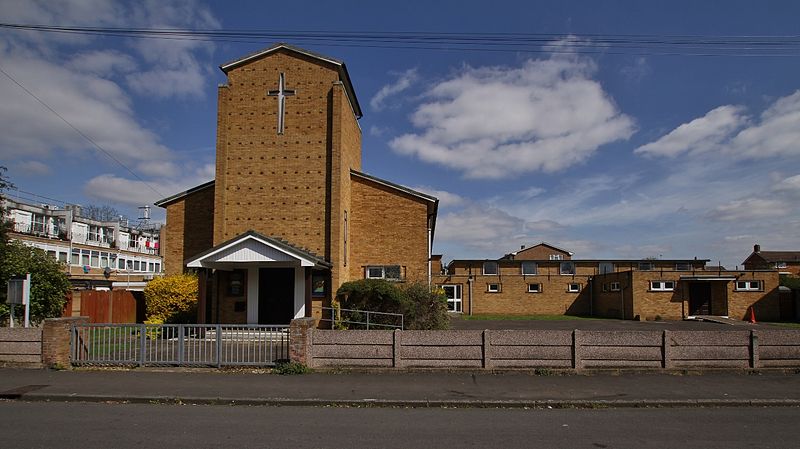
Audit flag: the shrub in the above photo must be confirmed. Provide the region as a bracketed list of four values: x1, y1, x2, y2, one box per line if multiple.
[143, 273, 198, 324]
[0, 240, 70, 324]
[335, 279, 449, 330]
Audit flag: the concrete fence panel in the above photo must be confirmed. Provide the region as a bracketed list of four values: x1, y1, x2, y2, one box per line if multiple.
[0, 328, 43, 366]
[669, 330, 751, 368]
[312, 330, 393, 368]
[759, 330, 800, 368]
[581, 331, 663, 368]
[400, 330, 483, 368]
[488, 330, 572, 368]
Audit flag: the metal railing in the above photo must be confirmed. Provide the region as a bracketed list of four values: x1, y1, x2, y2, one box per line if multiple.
[71, 324, 289, 367]
[318, 306, 404, 330]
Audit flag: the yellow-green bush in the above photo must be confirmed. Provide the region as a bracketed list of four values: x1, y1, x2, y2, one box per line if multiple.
[144, 273, 198, 324]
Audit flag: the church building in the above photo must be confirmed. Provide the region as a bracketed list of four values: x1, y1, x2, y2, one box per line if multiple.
[155, 44, 438, 325]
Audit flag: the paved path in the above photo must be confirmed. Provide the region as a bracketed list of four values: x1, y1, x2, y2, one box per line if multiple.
[1, 368, 799, 408]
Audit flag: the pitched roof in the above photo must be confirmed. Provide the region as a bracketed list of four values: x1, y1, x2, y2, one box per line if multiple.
[154, 180, 214, 208]
[219, 43, 362, 118]
[745, 250, 800, 264]
[185, 230, 330, 268]
[502, 242, 574, 259]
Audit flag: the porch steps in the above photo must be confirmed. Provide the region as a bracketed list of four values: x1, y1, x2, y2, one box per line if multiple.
[687, 315, 754, 326]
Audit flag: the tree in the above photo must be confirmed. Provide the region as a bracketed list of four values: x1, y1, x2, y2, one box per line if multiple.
[0, 166, 13, 245]
[82, 204, 121, 222]
[0, 240, 70, 324]
[143, 273, 198, 324]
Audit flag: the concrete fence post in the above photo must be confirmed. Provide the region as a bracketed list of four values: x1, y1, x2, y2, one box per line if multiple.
[289, 317, 316, 367]
[482, 330, 492, 369]
[750, 330, 759, 369]
[42, 316, 88, 369]
[662, 330, 673, 369]
[572, 330, 582, 370]
[393, 329, 403, 368]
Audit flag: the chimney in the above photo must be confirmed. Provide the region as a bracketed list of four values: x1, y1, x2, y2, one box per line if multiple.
[754, 244, 761, 253]
[520, 245, 526, 250]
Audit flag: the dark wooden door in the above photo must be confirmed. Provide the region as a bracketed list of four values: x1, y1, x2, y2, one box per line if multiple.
[689, 282, 711, 315]
[258, 268, 294, 324]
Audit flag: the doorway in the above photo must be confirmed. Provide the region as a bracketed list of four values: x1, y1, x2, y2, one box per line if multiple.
[258, 268, 294, 324]
[689, 282, 711, 315]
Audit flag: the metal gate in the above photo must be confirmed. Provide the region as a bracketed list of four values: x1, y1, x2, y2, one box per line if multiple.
[71, 323, 289, 367]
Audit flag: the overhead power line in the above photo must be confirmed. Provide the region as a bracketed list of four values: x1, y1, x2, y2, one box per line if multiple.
[0, 64, 163, 198]
[1, 23, 800, 57]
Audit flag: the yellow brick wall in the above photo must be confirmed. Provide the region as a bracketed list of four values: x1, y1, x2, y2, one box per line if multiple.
[349, 177, 430, 284]
[163, 185, 215, 275]
[212, 50, 343, 257]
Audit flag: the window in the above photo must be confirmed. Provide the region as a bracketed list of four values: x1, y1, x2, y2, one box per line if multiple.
[88, 225, 100, 242]
[46, 250, 56, 260]
[312, 274, 327, 298]
[675, 262, 691, 271]
[487, 283, 500, 293]
[521, 261, 537, 275]
[155, 263, 161, 273]
[650, 281, 675, 291]
[567, 283, 581, 292]
[58, 252, 68, 263]
[90, 251, 99, 267]
[31, 214, 46, 233]
[442, 284, 462, 312]
[735, 280, 762, 291]
[365, 266, 402, 280]
[560, 262, 575, 275]
[118, 258, 126, 270]
[134, 260, 141, 271]
[776, 262, 787, 269]
[527, 283, 541, 293]
[149, 262, 155, 272]
[100, 252, 109, 268]
[639, 262, 654, 271]
[71, 249, 80, 265]
[483, 261, 498, 275]
[609, 282, 621, 292]
[549, 254, 564, 260]
[599, 262, 614, 274]
[81, 251, 90, 267]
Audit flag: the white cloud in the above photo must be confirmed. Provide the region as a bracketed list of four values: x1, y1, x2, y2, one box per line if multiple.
[68, 50, 137, 76]
[410, 185, 465, 208]
[84, 165, 214, 207]
[13, 160, 51, 175]
[773, 173, 800, 196]
[706, 198, 789, 222]
[390, 54, 635, 178]
[636, 90, 800, 161]
[634, 105, 746, 157]
[370, 68, 418, 111]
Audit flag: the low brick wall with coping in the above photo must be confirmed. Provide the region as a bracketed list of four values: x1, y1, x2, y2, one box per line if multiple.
[289, 320, 800, 370]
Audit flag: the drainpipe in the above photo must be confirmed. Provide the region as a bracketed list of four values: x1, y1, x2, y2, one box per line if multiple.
[467, 275, 474, 316]
[589, 276, 593, 316]
[427, 224, 432, 287]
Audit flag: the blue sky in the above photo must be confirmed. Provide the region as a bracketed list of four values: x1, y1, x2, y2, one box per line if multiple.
[1, 0, 799, 268]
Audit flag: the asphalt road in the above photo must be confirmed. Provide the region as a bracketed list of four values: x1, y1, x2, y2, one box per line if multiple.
[1, 401, 797, 448]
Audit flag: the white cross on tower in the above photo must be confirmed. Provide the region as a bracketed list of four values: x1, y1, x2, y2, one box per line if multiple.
[267, 72, 296, 135]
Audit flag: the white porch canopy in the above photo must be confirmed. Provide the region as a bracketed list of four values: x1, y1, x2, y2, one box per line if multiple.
[185, 231, 329, 324]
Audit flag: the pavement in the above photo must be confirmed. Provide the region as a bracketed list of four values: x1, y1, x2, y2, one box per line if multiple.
[2, 367, 800, 409]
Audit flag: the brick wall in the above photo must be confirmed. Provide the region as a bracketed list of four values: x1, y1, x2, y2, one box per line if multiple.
[349, 177, 430, 283]
[42, 317, 88, 368]
[213, 50, 345, 259]
[162, 184, 215, 275]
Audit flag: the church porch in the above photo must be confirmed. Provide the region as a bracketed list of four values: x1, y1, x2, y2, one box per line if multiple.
[186, 231, 331, 325]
